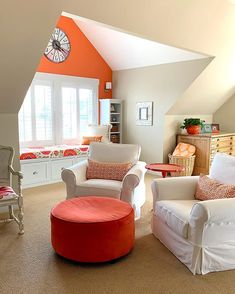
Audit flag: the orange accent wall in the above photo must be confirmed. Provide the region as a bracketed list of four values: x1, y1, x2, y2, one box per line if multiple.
[37, 16, 112, 99]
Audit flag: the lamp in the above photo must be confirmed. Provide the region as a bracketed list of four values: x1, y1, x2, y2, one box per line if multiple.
[105, 82, 112, 91]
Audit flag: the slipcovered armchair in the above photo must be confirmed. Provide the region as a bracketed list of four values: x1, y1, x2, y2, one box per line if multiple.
[151, 153, 235, 275]
[62, 143, 146, 219]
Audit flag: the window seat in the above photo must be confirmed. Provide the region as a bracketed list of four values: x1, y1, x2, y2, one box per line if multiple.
[20, 145, 89, 160]
[20, 145, 89, 188]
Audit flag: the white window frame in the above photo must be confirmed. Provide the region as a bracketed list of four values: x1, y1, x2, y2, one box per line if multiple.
[19, 72, 99, 147]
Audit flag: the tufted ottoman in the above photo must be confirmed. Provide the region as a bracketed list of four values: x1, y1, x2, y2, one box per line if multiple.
[50, 196, 135, 262]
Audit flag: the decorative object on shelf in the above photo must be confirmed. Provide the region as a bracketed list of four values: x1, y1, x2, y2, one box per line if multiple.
[105, 82, 112, 91]
[202, 123, 212, 133]
[136, 102, 153, 126]
[111, 125, 118, 132]
[110, 134, 120, 143]
[180, 118, 205, 135]
[211, 123, 220, 133]
[44, 27, 70, 63]
[110, 104, 116, 112]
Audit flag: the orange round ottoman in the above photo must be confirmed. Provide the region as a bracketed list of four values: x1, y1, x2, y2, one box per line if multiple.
[50, 196, 134, 262]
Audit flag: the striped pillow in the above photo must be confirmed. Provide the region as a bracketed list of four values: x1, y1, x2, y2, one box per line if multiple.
[86, 159, 132, 181]
[195, 175, 235, 201]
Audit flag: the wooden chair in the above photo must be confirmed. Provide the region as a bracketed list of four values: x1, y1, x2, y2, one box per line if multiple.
[0, 145, 24, 234]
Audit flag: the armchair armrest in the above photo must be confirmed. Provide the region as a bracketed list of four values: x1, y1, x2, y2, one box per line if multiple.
[190, 198, 235, 225]
[62, 160, 88, 185]
[189, 199, 235, 245]
[121, 161, 146, 204]
[9, 165, 23, 179]
[152, 176, 199, 206]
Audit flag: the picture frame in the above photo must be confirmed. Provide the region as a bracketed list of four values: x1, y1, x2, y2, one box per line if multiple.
[136, 102, 153, 126]
[202, 124, 212, 133]
[211, 123, 220, 133]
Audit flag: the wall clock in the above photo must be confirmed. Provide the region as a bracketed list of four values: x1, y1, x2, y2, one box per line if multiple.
[44, 28, 71, 63]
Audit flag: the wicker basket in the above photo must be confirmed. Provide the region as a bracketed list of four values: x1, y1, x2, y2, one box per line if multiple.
[168, 154, 195, 177]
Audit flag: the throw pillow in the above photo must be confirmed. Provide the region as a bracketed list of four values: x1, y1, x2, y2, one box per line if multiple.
[86, 159, 132, 181]
[172, 143, 196, 157]
[195, 174, 235, 201]
[82, 136, 103, 145]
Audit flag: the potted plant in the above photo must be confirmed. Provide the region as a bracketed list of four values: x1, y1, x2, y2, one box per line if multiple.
[180, 118, 205, 135]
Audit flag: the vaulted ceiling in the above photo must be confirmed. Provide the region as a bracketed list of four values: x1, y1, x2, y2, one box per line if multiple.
[1, 0, 235, 115]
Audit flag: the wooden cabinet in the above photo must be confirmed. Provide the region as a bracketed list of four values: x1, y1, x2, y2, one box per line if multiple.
[100, 99, 122, 143]
[177, 133, 235, 175]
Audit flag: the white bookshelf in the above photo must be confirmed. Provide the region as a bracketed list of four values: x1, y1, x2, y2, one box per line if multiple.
[100, 99, 122, 143]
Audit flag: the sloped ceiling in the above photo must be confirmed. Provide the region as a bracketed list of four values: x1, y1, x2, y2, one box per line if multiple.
[71, 15, 207, 71]
[1, 0, 235, 115]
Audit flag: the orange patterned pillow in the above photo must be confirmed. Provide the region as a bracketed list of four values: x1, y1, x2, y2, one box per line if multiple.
[82, 136, 103, 145]
[195, 175, 235, 201]
[172, 143, 196, 157]
[86, 159, 132, 181]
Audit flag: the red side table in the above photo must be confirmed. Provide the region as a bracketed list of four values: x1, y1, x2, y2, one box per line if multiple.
[145, 163, 184, 178]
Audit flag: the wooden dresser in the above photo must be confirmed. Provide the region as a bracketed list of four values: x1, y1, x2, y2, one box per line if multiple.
[177, 133, 235, 175]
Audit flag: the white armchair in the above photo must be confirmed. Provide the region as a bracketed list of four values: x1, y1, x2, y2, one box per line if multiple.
[62, 143, 146, 219]
[151, 153, 235, 275]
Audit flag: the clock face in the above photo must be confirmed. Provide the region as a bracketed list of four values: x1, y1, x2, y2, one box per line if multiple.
[44, 28, 71, 63]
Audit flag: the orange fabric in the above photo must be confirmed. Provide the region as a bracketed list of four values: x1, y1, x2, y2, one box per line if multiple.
[37, 16, 112, 100]
[172, 143, 196, 157]
[81, 136, 103, 145]
[195, 175, 235, 201]
[51, 197, 134, 262]
[86, 159, 132, 181]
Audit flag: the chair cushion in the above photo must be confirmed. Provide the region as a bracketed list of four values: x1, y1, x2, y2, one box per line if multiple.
[0, 186, 17, 200]
[195, 174, 235, 201]
[155, 200, 199, 239]
[76, 179, 122, 198]
[86, 159, 132, 181]
[210, 153, 235, 185]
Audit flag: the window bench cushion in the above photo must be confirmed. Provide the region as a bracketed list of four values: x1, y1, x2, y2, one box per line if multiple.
[20, 145, 89, 160]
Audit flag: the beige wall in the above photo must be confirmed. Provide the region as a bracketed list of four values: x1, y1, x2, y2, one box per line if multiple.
[213, 93, 235, 132]
[163, 114, 213, 162]
[113, 58, 211, 163]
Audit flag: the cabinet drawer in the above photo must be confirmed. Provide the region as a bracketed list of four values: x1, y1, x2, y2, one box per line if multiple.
[211, 137, 232, 148]
[51, 159, 73, 181]
[21, 162, 49, 185]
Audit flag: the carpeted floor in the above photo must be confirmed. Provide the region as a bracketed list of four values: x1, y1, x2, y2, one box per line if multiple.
[1, 174, 235, 294]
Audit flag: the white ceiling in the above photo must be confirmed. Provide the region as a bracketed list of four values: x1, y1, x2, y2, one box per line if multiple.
[68, 14, 207, 71]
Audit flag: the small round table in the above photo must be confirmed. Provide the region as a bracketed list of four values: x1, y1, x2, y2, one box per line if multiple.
[145, 163, 184, 178]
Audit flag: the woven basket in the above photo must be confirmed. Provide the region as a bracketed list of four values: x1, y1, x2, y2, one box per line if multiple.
[168, 154, 195, 177]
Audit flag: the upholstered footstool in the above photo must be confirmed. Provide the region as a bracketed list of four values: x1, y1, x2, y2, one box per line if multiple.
[50, 196, 134, 262]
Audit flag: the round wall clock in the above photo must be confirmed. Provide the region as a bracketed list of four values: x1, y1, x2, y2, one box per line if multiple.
[44, 28, 71, 63]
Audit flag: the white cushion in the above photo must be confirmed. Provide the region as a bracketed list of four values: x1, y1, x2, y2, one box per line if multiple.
[89, 142, 141, 164]
[210, 153, 235, 185]
[75, 179, 122, 198]
[87, 124, 111, 143]
[155, 200, 199, 239]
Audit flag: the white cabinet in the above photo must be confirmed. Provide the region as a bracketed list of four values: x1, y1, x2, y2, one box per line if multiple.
[51, 158, 74, 181]
[21, 156, 87, 188]
[100, 99, 122, 143]
[21, 162, 49, 186]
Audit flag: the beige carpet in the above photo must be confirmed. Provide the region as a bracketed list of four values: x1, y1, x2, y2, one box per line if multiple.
[1, 175, 235, 294]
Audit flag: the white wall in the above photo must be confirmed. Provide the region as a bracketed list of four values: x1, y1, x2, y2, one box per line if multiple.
[113, 58, 211, 163]
[213, 93, 235, 132]
[163, 114, 213, 162]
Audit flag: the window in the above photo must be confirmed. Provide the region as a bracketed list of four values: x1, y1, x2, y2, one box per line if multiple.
[62, 87, 77, 140]
[19, 73, 98, 147]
